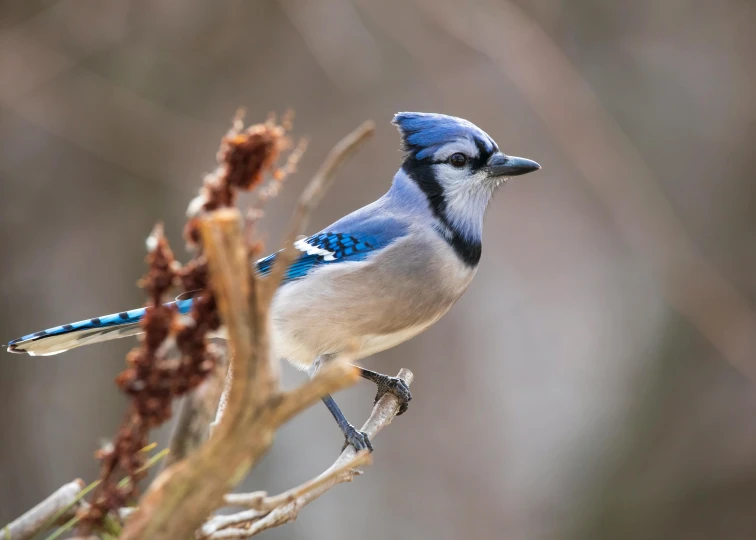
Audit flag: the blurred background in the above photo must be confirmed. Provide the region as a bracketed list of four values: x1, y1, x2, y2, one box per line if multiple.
[2, 0, 756, 538]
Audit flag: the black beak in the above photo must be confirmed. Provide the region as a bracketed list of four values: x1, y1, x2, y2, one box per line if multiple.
[485, 153, 541, 177]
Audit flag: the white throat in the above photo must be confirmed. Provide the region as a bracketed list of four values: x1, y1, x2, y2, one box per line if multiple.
[433, 166, 497, 243]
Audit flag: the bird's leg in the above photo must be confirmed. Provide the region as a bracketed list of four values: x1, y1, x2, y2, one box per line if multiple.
[311, 354, 372, 452]
[321, 394, 372, 452]
[354, 366, 412, 415]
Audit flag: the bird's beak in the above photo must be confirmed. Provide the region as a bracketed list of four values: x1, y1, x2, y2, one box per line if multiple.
[485, 153, 541, 177]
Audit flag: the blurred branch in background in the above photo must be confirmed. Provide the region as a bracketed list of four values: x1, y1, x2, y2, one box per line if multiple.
[0, 1, 218, 189]
[278, 0, 382, 93]
[417, 0, 756, 383]
[3, 479, 85, 539]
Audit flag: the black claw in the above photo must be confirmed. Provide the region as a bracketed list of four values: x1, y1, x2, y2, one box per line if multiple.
[342, 425, 373, 453]
[374, 377, 412, 415]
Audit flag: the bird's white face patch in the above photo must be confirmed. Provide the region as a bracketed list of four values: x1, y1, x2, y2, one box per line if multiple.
[432, 164, 495, 242]
[430, 135, 505, 244]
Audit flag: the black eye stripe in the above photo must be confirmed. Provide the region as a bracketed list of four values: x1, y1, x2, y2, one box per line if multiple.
[432, 138, 496, 170]
[470, 138, 494, 170]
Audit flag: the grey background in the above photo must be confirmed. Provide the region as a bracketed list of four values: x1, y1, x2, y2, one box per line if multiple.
[2, 0, 756, 538]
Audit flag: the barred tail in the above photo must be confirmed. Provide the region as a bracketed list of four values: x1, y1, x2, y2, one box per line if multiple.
[5, 299, 193, 356]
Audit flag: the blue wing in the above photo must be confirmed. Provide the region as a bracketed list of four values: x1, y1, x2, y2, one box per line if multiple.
[255, 231, 381, 283]
[255, 191, 412, 283]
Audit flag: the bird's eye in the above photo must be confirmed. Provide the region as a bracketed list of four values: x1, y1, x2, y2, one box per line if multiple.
[449, 153, 467, 168]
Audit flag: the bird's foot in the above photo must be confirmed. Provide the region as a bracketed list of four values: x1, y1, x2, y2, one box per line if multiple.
[342, 424, 373, 453]
[374, 376, 412, 415]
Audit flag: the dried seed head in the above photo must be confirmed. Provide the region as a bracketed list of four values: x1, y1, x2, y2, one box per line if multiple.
[183, 115, 296, 248]
[221, 123, 287, 190]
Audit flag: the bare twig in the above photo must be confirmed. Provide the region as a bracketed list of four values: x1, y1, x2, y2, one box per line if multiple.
[120, 122, 374, 540]
[200, 453, 371, 539]
[2, 480, 84, 540]
[199, 368, 414, 539]
[263, 120, 375, 302]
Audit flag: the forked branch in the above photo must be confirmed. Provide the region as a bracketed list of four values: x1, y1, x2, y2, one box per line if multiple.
[119, 122, 374, 540]
[200, 368, 414, 539]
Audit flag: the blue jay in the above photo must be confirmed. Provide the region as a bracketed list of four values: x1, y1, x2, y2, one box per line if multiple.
[7, 113, 540, 451]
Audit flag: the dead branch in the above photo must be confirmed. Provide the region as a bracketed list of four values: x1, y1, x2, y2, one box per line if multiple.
[120, 122, 374, 540]
[199, 368, 414, 539]
[164, 344, 230, 468]
[119, 206, 357, 540]
[200, 452, 372, 539]
[3, 479, 85, 540]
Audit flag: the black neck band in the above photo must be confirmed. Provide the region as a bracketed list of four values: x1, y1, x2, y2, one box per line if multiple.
[401, 158, 482, 267]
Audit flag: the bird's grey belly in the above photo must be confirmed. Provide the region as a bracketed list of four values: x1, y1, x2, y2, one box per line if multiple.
[269, 232, 474, 369]
[355, 317, 444, 358]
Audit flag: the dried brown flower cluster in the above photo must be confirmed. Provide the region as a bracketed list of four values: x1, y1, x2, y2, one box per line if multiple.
[79, 226, 221, 529]
[80, 114, 301, 532]
[184, 113, 302, 246]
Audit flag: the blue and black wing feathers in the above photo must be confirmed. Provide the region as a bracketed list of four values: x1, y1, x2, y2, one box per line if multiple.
[255, 231, 377, 283]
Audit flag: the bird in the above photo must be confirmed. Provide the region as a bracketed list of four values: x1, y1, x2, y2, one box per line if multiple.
[6, 112, 541, 452]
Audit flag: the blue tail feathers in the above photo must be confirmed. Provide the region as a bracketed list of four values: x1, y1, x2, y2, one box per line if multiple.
[6, 299, 194, 355]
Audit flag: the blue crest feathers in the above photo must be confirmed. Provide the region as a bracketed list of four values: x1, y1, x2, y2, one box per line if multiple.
[392, 112, 497, 160]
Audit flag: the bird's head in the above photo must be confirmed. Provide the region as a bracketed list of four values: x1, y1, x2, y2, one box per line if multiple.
[393, 112, 540, 250]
